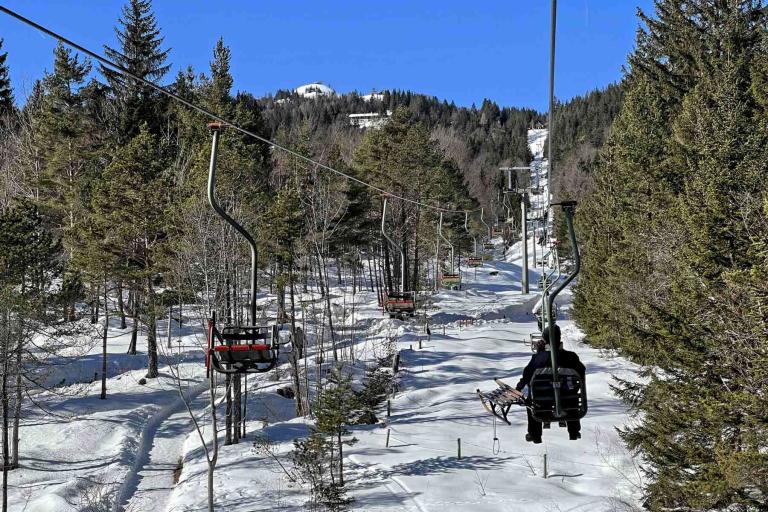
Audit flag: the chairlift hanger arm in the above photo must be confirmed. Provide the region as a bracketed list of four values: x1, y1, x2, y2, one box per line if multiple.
[208, 124, 258, 322]
[381, 197, 406, 293]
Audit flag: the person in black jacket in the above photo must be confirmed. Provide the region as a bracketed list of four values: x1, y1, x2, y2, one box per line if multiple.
[515, 325, 585, 443]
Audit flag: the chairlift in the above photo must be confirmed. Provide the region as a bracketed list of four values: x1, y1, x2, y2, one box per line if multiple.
[464, 211, 482, 268]
[438, 212, 461, 290]
[205, 123, 281, 375]
[528, 201, 586, 423]
[466, 256, 483, 267]
[479, 201, 587, 427]
[381, 196, 416, 318]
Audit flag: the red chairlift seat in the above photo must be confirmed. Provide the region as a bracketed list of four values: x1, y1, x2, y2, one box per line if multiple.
[384, 291, 416, 317]
[207, 322, 280, 374]
[467, 256, 483, 267]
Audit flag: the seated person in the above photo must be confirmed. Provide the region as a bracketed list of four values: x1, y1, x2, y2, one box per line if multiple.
[515, 325, 585, 443]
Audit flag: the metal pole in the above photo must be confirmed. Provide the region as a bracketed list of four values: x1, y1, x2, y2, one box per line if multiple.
[521, 196, 529, 294]
[480, 207, 491, 240]
[547, 0, 557, 209]
[438, 212, 454, 273]
[208, 124, 257, 324]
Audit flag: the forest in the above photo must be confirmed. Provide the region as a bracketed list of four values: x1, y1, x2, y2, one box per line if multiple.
[0, 0, 766, 511]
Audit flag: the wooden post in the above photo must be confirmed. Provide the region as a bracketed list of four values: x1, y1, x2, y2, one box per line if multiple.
[393, 352, 400, 373]
[386, 428, 391, 448]
[457, 438, 461, 459]
[543, 453, 548, 478]
[387, 400, 391, 418]
[419, 338, 422, 349]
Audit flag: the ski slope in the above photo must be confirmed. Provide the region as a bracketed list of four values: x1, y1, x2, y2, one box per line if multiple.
[6, 129, 644, 511]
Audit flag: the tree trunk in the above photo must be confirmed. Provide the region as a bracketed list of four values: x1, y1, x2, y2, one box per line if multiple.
[2, 310, 10, 512]
[373, 250, 382, 306]
[90, 283, 98, 324]
[117, 280, 126, 329]
[101, 277, 109, 399]
[146, 278, 159, 378]
[225, 373, 232, 445]
[289, 266, 304, 416]
[10, 330, 21, 470]
[233, 374, 241, 443]
[277, 266, 286, 323]
[128, 287, 138, 355]
[366, 251, 374, 292]
[338, 431, 344, 486]
[319, 252, 339, 363]
[207, 371, 218, 512]
[412, 224, 420, 292]
[382, 241, 393, 293]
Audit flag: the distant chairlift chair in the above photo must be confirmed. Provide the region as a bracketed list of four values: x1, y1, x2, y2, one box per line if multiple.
[438, 212, 461, 290]
[381, 196, 416, 318]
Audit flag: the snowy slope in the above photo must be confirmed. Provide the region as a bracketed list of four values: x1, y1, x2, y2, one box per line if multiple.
[8, 129, 644, 511]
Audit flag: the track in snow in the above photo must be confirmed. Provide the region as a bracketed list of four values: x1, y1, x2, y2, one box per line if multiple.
[116, 381, 208, 512]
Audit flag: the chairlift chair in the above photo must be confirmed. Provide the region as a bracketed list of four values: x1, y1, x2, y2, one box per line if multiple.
[437, 212, 461, 290]
[479, 201, 588, 428]
[528, 367, 587, 423]
[205, 123, 281, 375]
[207, 318, 280, 374]
[466, 256, 483, 267]
[381, 196, 416, 318]
[440, 272, 461, 289]
[383, 291, 416, 318]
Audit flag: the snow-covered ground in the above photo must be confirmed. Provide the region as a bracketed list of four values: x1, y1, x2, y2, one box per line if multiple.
[8, 129, 644, 511]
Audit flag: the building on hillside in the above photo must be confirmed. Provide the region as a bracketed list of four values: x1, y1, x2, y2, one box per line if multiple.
[348, 110, 392, 130]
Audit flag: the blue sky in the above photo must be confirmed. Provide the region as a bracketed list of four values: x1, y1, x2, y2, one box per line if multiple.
[0, 1, 654, 111]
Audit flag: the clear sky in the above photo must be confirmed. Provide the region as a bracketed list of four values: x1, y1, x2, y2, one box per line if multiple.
[0, 1, 655, 111]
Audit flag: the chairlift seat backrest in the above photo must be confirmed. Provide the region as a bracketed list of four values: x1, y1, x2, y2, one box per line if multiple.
[208, 323, 280, 374]
[528, 367, 587, 422]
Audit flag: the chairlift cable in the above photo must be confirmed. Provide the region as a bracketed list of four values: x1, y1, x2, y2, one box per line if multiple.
[0, 5, 480, 215]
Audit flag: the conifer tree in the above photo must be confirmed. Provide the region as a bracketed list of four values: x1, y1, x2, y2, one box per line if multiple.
[102, 0, 170, 140]
[36, 43, 92, 236]
[575, 2, 768, 508]
[88, 126, 169, 378]
[0, 39, 14, 117]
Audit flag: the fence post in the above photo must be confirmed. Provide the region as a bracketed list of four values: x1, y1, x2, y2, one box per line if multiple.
[386, 428, 391, 448]
[543, 453, 548, 478]
[387, 399, 391, 418]
[457, 438, 462, 459]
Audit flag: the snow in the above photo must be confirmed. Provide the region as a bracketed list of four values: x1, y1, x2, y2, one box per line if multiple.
[294, 82, 335, 98]
[8, 129, 645, 511]
[362, 92, 385, 102]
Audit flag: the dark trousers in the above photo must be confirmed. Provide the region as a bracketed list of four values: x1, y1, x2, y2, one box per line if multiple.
[526, 409, 580, 439]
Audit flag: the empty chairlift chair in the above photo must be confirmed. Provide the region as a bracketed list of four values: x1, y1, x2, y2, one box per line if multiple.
[204, 123, 281, 375]
[381, 196, 416, 318]
[438, 212, 461, 290]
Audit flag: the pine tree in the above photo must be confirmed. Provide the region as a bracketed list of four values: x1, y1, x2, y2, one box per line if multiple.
[88, 126, 170, 378]
[102, 0, 170, 140]
[575, 2, 768, 508]
[35, 43, 93, 237]
[0, 39, 14, 116]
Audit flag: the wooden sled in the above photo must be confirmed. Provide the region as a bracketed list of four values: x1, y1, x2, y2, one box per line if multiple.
[476, 378, 525, 425]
